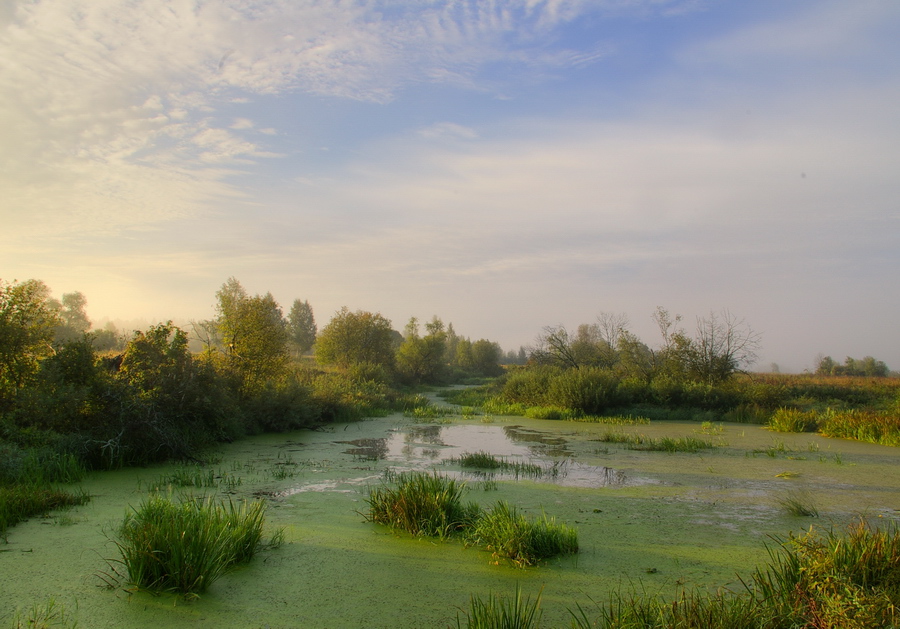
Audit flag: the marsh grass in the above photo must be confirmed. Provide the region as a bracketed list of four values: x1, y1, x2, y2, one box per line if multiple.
[150, 466, 243, 491]
[451, 452, 563, 480]
[570, 414, 650, 426]
[9, 599, 77, 629]
[767, 408, 819, 433]
[570, 588, 765, 629]
[0, 485, 89, 537]
[111, 494, 275, 595]
[404, 405, 458, 420]
[571, 520, 900, 629]
[364, 471, 480, 538]
[775, 490, 819, 517]
[457, 586, 543, 629]
[817, 409, 900, 446]
[595, 432, 716, 453]
[467, 501, 578, 567]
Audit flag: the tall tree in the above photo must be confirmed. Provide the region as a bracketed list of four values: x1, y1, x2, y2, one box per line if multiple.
[54, 291, 91, 343]
[214, 278, 289, 394]
[287, 299, 317, 355]
[0, 279, 61, 399]
[396, 316, 447, 384]
[315, 307, 395, 369]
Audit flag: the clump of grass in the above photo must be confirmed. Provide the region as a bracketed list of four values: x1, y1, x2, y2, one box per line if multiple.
[467, 501, 578, 567]
[595, 432, 716, 453]
[768, 408, 819, 433]
[0, 485, 89, 537]
[9, 599, 77, 629]
[571, 414, 650, 425]
[451, 452, 553, 480]
[364, 471, 480, 538]
[817, 409, 900, 446]
[776, 490, 819, 517]
[404, 404, 458, 420]
[573, 520, 900, 629]
[112, 494, 275, 595]
[524, 405, 576, 420]
[457, 586, 543, 629]
[570, 587, 764, 629]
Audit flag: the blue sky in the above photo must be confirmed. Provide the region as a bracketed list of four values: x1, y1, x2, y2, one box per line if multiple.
[2, 0, 898, 371]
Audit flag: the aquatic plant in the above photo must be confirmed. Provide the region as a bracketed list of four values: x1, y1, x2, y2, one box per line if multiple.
[112, 494, 274, 595]
[451, 452, 550, 480]
[467, 501, 578, 567]
[767, 408, 819, 433]
[571, 414, 651, 425]
[9, 598, 77, 629]
[775, 490, 819, 517]
[457, 586, 543, 629]
[0, 485, 89, 537]
[817, 409, 900, 447]
[595, 432, 716, 453]
[573, 520, 900, 629]
[364, 471, 480, 538]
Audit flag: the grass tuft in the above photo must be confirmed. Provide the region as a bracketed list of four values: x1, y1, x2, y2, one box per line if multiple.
[776, 490, 819, 517]
[364, 471, 480, 538]
[457, 585, 543, 629]
[467, 501, 578, 567]
[112, 494, 275, 595]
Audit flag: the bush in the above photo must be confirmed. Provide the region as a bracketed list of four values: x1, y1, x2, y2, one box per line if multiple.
[767, 408, 819, 433]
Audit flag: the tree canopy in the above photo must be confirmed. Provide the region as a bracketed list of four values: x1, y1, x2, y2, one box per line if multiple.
[315, 307, 396, 370]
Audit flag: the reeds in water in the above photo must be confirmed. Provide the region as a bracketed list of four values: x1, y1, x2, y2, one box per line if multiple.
[467, 501, 578, 568]
[113, 494, 272, 595]
[364, 471, 480, 538]
[457, 585, 543, 629]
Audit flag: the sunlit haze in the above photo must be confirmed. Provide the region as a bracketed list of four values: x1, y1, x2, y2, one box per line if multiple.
[2, 0, 898, 372]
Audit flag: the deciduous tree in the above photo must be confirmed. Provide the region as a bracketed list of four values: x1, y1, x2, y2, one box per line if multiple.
[315, 307, 396, 370]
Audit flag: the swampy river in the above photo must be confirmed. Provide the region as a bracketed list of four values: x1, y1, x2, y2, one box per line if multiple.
[3, 407, 900, 628]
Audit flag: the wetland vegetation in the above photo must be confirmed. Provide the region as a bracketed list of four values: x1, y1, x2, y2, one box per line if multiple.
[2, 277, 900, 626]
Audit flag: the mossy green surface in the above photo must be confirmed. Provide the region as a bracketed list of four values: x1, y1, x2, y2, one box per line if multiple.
[2, 411, 899, 627]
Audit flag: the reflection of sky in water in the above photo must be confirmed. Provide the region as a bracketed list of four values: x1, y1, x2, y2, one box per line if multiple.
[315, 424, 642, 491]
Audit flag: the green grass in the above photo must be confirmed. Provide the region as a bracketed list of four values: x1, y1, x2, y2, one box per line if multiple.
[0, 485, 90, 537]
[111, 494, 277, 595]
[775, 489, 819, 517]
[595, 432, 716, 453]
[466, 501, 578, 568]
[569, 520, 900, 629]
[767, 408, 819, 433]
[452, 452, 546, 478]
[364, 471, 481, 538]
[457, 586, 543, 629]
[569, 414, 651, 425]
[8, 599, 77, 629]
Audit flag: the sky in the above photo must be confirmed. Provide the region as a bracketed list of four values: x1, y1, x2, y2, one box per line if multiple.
[2, 0, 898, 372]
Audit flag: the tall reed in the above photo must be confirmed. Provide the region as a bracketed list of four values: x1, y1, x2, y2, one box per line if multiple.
[457, 585, 543, 629]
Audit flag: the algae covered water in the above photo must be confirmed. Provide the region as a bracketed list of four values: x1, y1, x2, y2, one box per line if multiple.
[3, 412, 900, 628]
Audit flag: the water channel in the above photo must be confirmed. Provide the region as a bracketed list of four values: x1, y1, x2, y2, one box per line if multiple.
[2, 410, 899, 627]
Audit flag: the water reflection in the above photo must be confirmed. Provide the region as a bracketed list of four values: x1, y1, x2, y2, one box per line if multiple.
[330, 423, 632, 489]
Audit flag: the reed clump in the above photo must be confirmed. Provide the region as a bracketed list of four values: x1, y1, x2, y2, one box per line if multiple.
[457, 585, 543, 629]
[467, 501, 579, 568]
[364, 471, 480, 538]
[595, 432, 716, 453]
[113, 494, 275, 595]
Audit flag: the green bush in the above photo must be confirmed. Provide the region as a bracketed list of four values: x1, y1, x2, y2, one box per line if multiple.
[767, 408, 819, 433]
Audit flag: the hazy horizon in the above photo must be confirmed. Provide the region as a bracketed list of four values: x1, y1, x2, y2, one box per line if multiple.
[3, 1, 898, 374]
